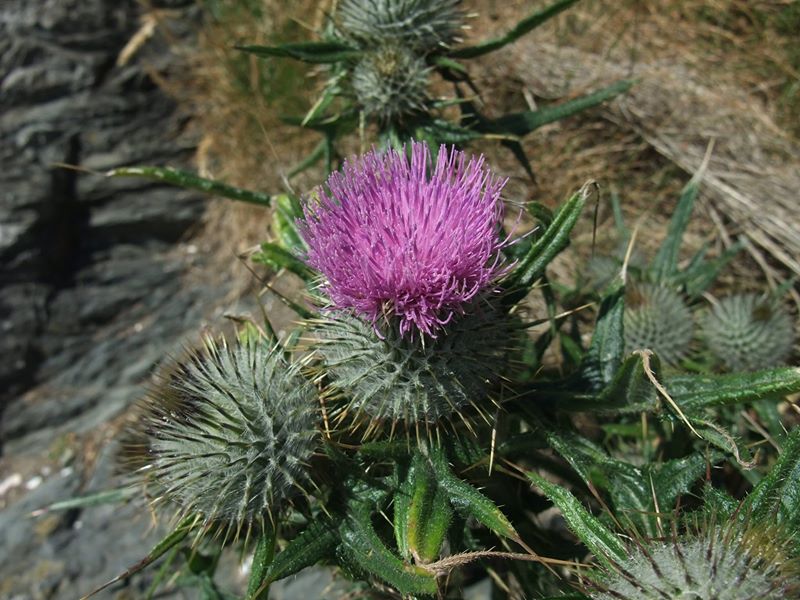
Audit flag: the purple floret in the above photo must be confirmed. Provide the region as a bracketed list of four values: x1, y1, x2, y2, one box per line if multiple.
[298, 141, 509, 338]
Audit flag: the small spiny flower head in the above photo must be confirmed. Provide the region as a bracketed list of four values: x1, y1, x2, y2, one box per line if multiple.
[702, 293, 795, 371]
[624, 282, 694, 365]
[129, 337, 319, 536]
[337, 0, 463, 53]
[298, 141, 509, 339]
[586, 518, 800, 600]
[351, 44, 430, 123]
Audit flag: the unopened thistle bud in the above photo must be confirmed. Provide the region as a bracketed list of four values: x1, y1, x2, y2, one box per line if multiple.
[702, 293, 795, 371]
[587, 518, 800, 600]
[131, 338, 319, 534]
[337, 0, 463, 53]
[351, 45, 430, 123]
[624, 282, 694, 365]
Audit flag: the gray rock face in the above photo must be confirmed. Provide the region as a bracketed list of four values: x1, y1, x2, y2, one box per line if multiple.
[0, 1, 247, 598]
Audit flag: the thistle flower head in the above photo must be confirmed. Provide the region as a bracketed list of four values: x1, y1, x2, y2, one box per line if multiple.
[702, 293, 795, 371]
[337, 0, 463, 53]
[587, 518, 800, 600]
[351, 44, 430, 122]
[298, 142, 509, 338]
[130, 338, 319, 535]
[624, 282, 694, 365]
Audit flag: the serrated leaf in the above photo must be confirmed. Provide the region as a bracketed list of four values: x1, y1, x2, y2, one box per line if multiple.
[430, 448, 519, 542]
[252, 243, 313, 280]
[339, 502, 437, 596]
[503, 185, 591, 303]
[264, 519, 338, 584]
[271, 194, 306, 252]
[449, 0, 580, 59]
[107, 166, 272, 207]
[415, 118, 482, 145]
[527, 472, 626, 567]
[403, 453, 452, 563]
[236, 41, 360, 63]
[480, 80, 633, 137]
[246, 526, 276, 600]
[580, 281, 625, 391]
[743, 428, 800, 525]
[31, 486, 135, 516]
[667, 367, 800, 411]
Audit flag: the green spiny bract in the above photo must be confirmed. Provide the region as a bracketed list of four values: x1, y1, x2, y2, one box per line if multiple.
[623, 282, 694, 365]
[311, 301, 519, 434]
[134, 337, 319, 534]
[587, 519, 800, 600]
[702, 293, 795, 371]
[336, 0, 463, 53]
[351, 45, 430, 123]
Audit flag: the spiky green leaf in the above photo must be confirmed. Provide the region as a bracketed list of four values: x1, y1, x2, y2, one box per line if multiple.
[527, 472, 627, 567]
[264, 519, 338, 584]
[480, 80, 633, 137]
[743, 428, 800, 525]
[430, 448, 519, 542]
[667, 367, 800, 411]
[449, 0, 580, 59]
[252, 243, 313, 280]
[236, 41, 360, 63]
[503, 186, 590, 303]
[581, 281, 625, 390]
[339, 502, 437, 596]
[107, 166, 272, 207]
[651, 169, 703, 281]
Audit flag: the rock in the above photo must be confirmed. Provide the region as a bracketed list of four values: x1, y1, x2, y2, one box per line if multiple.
[0, 0, 247, 598]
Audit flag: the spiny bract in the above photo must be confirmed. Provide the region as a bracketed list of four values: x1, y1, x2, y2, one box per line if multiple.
[623, 282, 694, 365]
[589, 520, 800, 600]
[312, 301, 518, 431]
[298, 141, 509, 339]
[702, 293, 795, 371]
[351, 45, 430, 122]
[337, 0, 463, 53]
[135, 337, 319, 532]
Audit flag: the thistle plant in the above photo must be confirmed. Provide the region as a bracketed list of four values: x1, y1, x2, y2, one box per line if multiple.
[78, 138, 800, 599]
[702, 292, 795, 371]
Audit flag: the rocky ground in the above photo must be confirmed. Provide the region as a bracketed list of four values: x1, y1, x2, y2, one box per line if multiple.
[0, 1, 254, 597]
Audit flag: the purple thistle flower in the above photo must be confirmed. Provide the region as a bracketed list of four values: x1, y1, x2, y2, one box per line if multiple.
[299, 141, 509, 338]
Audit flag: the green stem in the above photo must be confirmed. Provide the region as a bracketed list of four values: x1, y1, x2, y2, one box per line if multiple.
[247, 525, 277, 600]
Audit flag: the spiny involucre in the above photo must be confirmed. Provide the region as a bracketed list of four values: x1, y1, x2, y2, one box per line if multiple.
[351, 44, 430, 122]
[702, 293, 795, 371]
[588, 519, 800, 600]
[623, 282, 694, 365]
[312, 300, 520, 430]
[337, 0, 463, 53]
[132, 337, 319, 534]
[298, 141, 509, 338]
